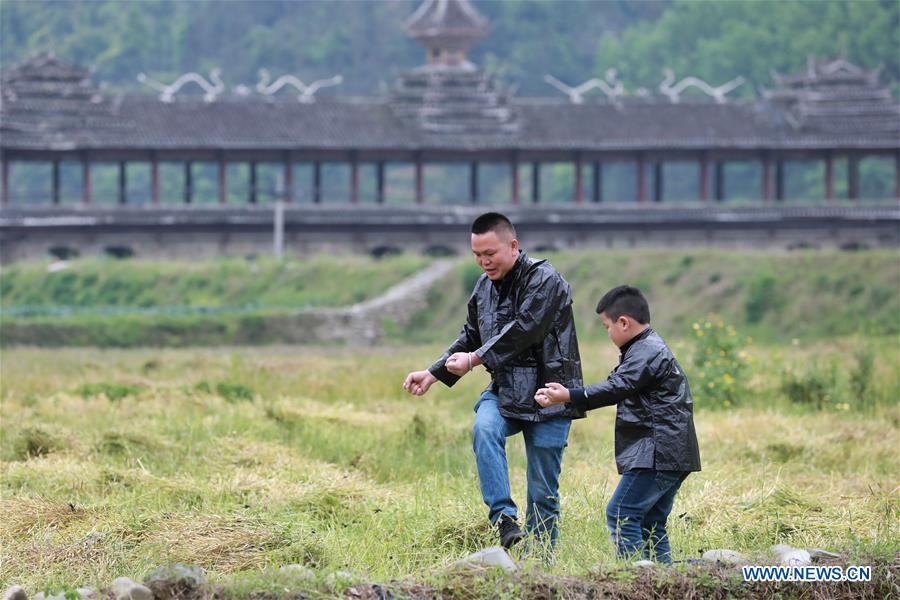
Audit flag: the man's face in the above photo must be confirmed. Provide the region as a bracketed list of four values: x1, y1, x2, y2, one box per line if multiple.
[471, 230, 519, 281]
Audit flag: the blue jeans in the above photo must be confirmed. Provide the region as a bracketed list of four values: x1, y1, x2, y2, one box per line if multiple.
[472, 391, 571, 546]
[606, 468, 689, 563]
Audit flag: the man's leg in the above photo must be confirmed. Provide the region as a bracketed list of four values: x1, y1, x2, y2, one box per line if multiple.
[522, 417, 571, 549]
[472, 391, 522, 525]
[640, 471, 689, 563]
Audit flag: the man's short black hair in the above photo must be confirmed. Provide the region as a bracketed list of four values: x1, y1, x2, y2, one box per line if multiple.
[596, 285, 651, 324]
[471, 212, 516, 239]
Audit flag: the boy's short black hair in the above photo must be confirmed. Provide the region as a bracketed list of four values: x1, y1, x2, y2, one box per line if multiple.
[471, 212, 516, 239]
[596, 285, 651, 324]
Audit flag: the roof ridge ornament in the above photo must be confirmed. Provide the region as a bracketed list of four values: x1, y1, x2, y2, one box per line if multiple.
[256, 69, 344, 103]
[659, 68, 745, 104]
[543, 69, 624, 105]
[137, 69, 225, 103]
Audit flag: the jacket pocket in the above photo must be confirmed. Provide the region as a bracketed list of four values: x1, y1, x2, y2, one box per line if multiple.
[497, 366, 541, 411]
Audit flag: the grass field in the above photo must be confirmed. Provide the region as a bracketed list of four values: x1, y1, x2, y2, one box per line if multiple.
[1, 337, 897, 595]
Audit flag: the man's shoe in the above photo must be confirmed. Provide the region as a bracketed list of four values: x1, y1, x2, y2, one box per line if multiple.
[497, 515, 525, 549]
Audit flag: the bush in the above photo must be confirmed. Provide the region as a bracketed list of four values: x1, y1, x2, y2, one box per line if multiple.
[75, 382, 142, 402]
[780, 363, 838, 410]
[689, 316, 749, 409]
[215, 381, 255, 403]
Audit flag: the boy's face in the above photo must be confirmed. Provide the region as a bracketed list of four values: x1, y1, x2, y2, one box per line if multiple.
[600, 312, 633, 348]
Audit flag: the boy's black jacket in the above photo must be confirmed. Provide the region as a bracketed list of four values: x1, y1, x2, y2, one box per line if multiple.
[429, 252, 585, 422]
[569, 328, 702, 474]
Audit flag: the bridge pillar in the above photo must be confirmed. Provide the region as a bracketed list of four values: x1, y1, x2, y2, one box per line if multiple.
[469, 161, 478, 203]
[376, 161, 385, 204]
[283, 153, 293, 203]
[636, 153, 646, 203]
[895, 151, 900, 200]
[313, 162, 321, 204]
[81, 154, 91, 205]
[574, 152, 583, 204]
[350, 154, 359, 204]
[185, 161, 193, 204]
[510, 153, 519, 204]
[653, 160, 663, 203]
[1, 153, 8, 205]
[151, 153, 160, 205]
[592, 161, 602, 203]
[118, 161, 127, 205]
[218, 155, 227, 204]
[775, 160, 785, 201]
[714, 161, 725, 202]
[848, 154, 860, 200]
[761, 153, 772, 202]
[531, 162, 540, 204]
[700, 153, 709, 201]
[824, 152, 834, 203]
[52, 160, 61, 204]
[414, 154, 423, 204]
[248, 161, 257, 204]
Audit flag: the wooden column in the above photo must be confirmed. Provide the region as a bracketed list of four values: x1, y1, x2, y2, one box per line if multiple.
[52, 160, 61, 204]
[761, 152, 772, 202]
[1, 154, 9, 205]
[313, 161, 322, 204]
[414, 154, 424, 204]
[217, 154, 227, 204]
[531, 162, 540, 204]
[714, 161, 725, 202]
[699, 153, 710, 202]
[824, 152, 834, 203]
[283, 153, 293, 203]
[81, 154, 91, 205]
[118, 161, 127, 205]
[151, 153, 160, 205]
[349, 154, 359, 204]
[775, 159, 785, 202]
[469, 161, 479, 204]
[510, 153, 519, 204]
[653, 160, 663, 203]
[184, 161, 193, 204]
[574, 152, 584, 204]
[376, 161, 385, 204]
[848, 154, 860, 200]
[895, 151, 900, 200]
[636, 153, 646, 203]
[592, 161, 602, 203]
[248, 161, 257, 204]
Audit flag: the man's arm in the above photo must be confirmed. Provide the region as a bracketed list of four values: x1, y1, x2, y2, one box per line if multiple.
[476, 270, 564, 371]
[427, 291, 483, 387]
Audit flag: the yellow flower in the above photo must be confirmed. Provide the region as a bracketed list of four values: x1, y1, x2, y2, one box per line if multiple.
[746, 336, 753, 344]
[723, 373, 735, 385]
[728, 329, 737, 337]
[708, 382, 715, 388]
[697, 331, 704, 337]
[719, 350, 726, 357]
[705, 322, 711, 329]
[692, 323, 700, 330]
[723, 400, 732, 407]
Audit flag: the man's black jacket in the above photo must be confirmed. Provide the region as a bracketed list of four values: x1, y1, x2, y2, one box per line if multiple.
[429, 252, 585, 422]
[568, 328, 702, 473]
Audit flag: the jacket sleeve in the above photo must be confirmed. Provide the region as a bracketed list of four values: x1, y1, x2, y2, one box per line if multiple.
[428, 290, 482, 387]
[476, 271, 564, 371]
[568, 346, 660, 412]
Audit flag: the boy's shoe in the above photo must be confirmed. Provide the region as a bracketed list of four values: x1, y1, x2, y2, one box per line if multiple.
[497, 514, 525, 549]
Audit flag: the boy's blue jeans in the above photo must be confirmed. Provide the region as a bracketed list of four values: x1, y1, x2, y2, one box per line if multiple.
[472, 391, 571, 547]
[606, 468, 690, 563]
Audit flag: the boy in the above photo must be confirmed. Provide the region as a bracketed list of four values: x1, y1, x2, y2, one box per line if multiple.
[535, 285, 700, 564]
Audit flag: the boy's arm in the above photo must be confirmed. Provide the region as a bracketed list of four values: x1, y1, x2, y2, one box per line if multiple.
[568, 349, 659, 412]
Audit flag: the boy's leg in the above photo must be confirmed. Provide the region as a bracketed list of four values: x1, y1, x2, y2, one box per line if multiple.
[606, 469, 671, 561]
[522, 417, 571, 549]
[640, 471, 689, 564]
[472, 391, 522, 525]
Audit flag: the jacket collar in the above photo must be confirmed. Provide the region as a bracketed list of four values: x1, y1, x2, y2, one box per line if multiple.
[493, 250, 528, 289]
[619, 327, 653, 359]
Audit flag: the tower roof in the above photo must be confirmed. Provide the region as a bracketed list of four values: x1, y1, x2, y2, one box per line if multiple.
[404, 0, 488, 53]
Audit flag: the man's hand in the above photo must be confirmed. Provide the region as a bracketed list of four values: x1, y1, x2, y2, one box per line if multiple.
[535, 382, 570, 407]
[403, 370, 438, 396]
[444, 352, 481, 376]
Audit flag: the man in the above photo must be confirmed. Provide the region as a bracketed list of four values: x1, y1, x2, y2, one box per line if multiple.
[403, 212, 584, 551]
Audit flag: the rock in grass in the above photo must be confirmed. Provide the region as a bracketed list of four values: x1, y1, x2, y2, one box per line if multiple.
[145, 564, 206, 587]
[702, 549, 750, 565]
[773, 544, 811, 566]
[2, 586, 27, 600]
[324, 571, 355, 590]
[75, 589, 95, 599]
[632, 560, 655, 568]
[279, 564, 315, 579]
[452, 546, 518, 573]
[807, 548, 841, 560]
[111, 578, 152, 600]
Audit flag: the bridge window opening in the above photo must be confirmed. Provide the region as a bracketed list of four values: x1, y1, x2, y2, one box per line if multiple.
[602, 162, 637, 203]
[224, 163, 249, 204]
[536, 162, 575, 204]
[88, 162, 120, 205]
[383, 162, 415, 205]
[186, 162, 219, 204]
[424, 163, 469, 204]
[48, 246, 80, 260]
[104, 245, 135, 259]
[859, 156, 894, 200]
[477, 163, 513, 204]
[720, 161, 762, 204]
[319, 162, 350, 204]
[251, 162, 282, 205]
[159, 162, 186, 204]
[7, 162, 51, 205]
[660, 161, 699, 203]
[124, 163, 150, 204]
[783, 160, 825, 204]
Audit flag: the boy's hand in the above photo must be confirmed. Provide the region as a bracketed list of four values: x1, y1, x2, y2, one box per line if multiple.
[535, 382, 570, 407]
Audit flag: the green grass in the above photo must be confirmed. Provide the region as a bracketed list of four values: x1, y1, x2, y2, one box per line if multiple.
[1, 339, 897, 592]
